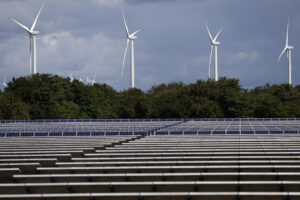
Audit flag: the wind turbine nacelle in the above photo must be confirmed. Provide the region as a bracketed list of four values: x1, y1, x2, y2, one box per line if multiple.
[214, 41, 221, 45]
[128, 35, 137, 40]
[31, 31, 40, 35]
[287, 46, 294, 50]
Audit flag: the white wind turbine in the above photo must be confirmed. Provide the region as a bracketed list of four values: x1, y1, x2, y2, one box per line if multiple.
[122, 10, 140, 88]
[278, 17, 294, 85]
[91, 75, 96, 85]
[68, 73, 74, 82]
[11, 3, 44, 75]
[206, 23, 223, 81]
[2, 78, 7, 88]
[86, 77, 91, 85]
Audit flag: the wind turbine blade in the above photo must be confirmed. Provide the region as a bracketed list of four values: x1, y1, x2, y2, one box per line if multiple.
[11, 18, 30, 33]
[31, 3, 44, 31]
[205, 23, 213, 43]
[278, 47, 287, 62]
[130, 29, 140, 37]
[214, 28, 223, 41]
[209, 45, 213, 78]
[286, 16, 290, 46]
[122, 11, 130, 37]
[122, 39, 129, 75]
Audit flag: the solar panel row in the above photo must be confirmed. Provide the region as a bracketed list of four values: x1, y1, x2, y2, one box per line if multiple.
[0, 119, 299, 137]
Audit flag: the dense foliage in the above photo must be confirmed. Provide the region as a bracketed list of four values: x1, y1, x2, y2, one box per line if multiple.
[0, 74, 299, 119]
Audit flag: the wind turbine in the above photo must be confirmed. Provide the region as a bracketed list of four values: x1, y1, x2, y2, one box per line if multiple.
[68, 73, 74, 82]
[278, 17, 294, 85]
[91, 75, 96, 85]
[122, 10, 140, 88]
[11, 3, 44, 75]
[86, 77, 91, 85]
[2, 78, 7, 88]
[206, 23, 223, 81]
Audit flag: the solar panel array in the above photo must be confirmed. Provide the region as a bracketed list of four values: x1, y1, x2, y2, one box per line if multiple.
[0, 119, 299, 137]
[156, 120, 300, 135]
[1, 135, 300, 199]
[0, 121, 181, 137]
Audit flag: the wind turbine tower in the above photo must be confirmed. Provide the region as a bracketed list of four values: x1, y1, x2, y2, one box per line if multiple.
[91, 75, 96, 85]
[122, 10, 140, 88]
[12, 3, 44, 75]
[206, 23, 223, 81]
[278, 17, 294, 85]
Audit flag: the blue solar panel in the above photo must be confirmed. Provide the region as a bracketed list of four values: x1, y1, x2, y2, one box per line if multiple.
[0, 133, 5, 137]
[241, 131, 254, 134]
[91, 132, 105, 136]
[170, 131, 183, 135]
[184, 131, 197, 135]
[49, 132, 62, 136]
[198, 131, 211, 134]
[20, 132, 34, 137]
[212, 131, 225, 134]
[106, 132, 119, 136]
[227, 131, 240, 134]
[63, 132, 76, 136]
[6, 132, 19, 137]
[284, 130, 297, 134]
[77, 132, 90, 136]
[34, 132, 48, 137]
[270, 131, 284, 134]
[255, 131, 268, 134]
[120, 132, 133, 135]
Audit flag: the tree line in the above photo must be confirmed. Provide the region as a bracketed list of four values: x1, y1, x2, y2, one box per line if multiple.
[0, 74, 299, 119]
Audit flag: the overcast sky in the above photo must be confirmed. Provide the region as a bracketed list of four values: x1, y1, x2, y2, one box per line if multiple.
[0, 0, 299, 91]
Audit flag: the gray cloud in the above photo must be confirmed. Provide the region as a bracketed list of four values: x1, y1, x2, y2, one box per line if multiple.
[0, 0, 299, 91]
